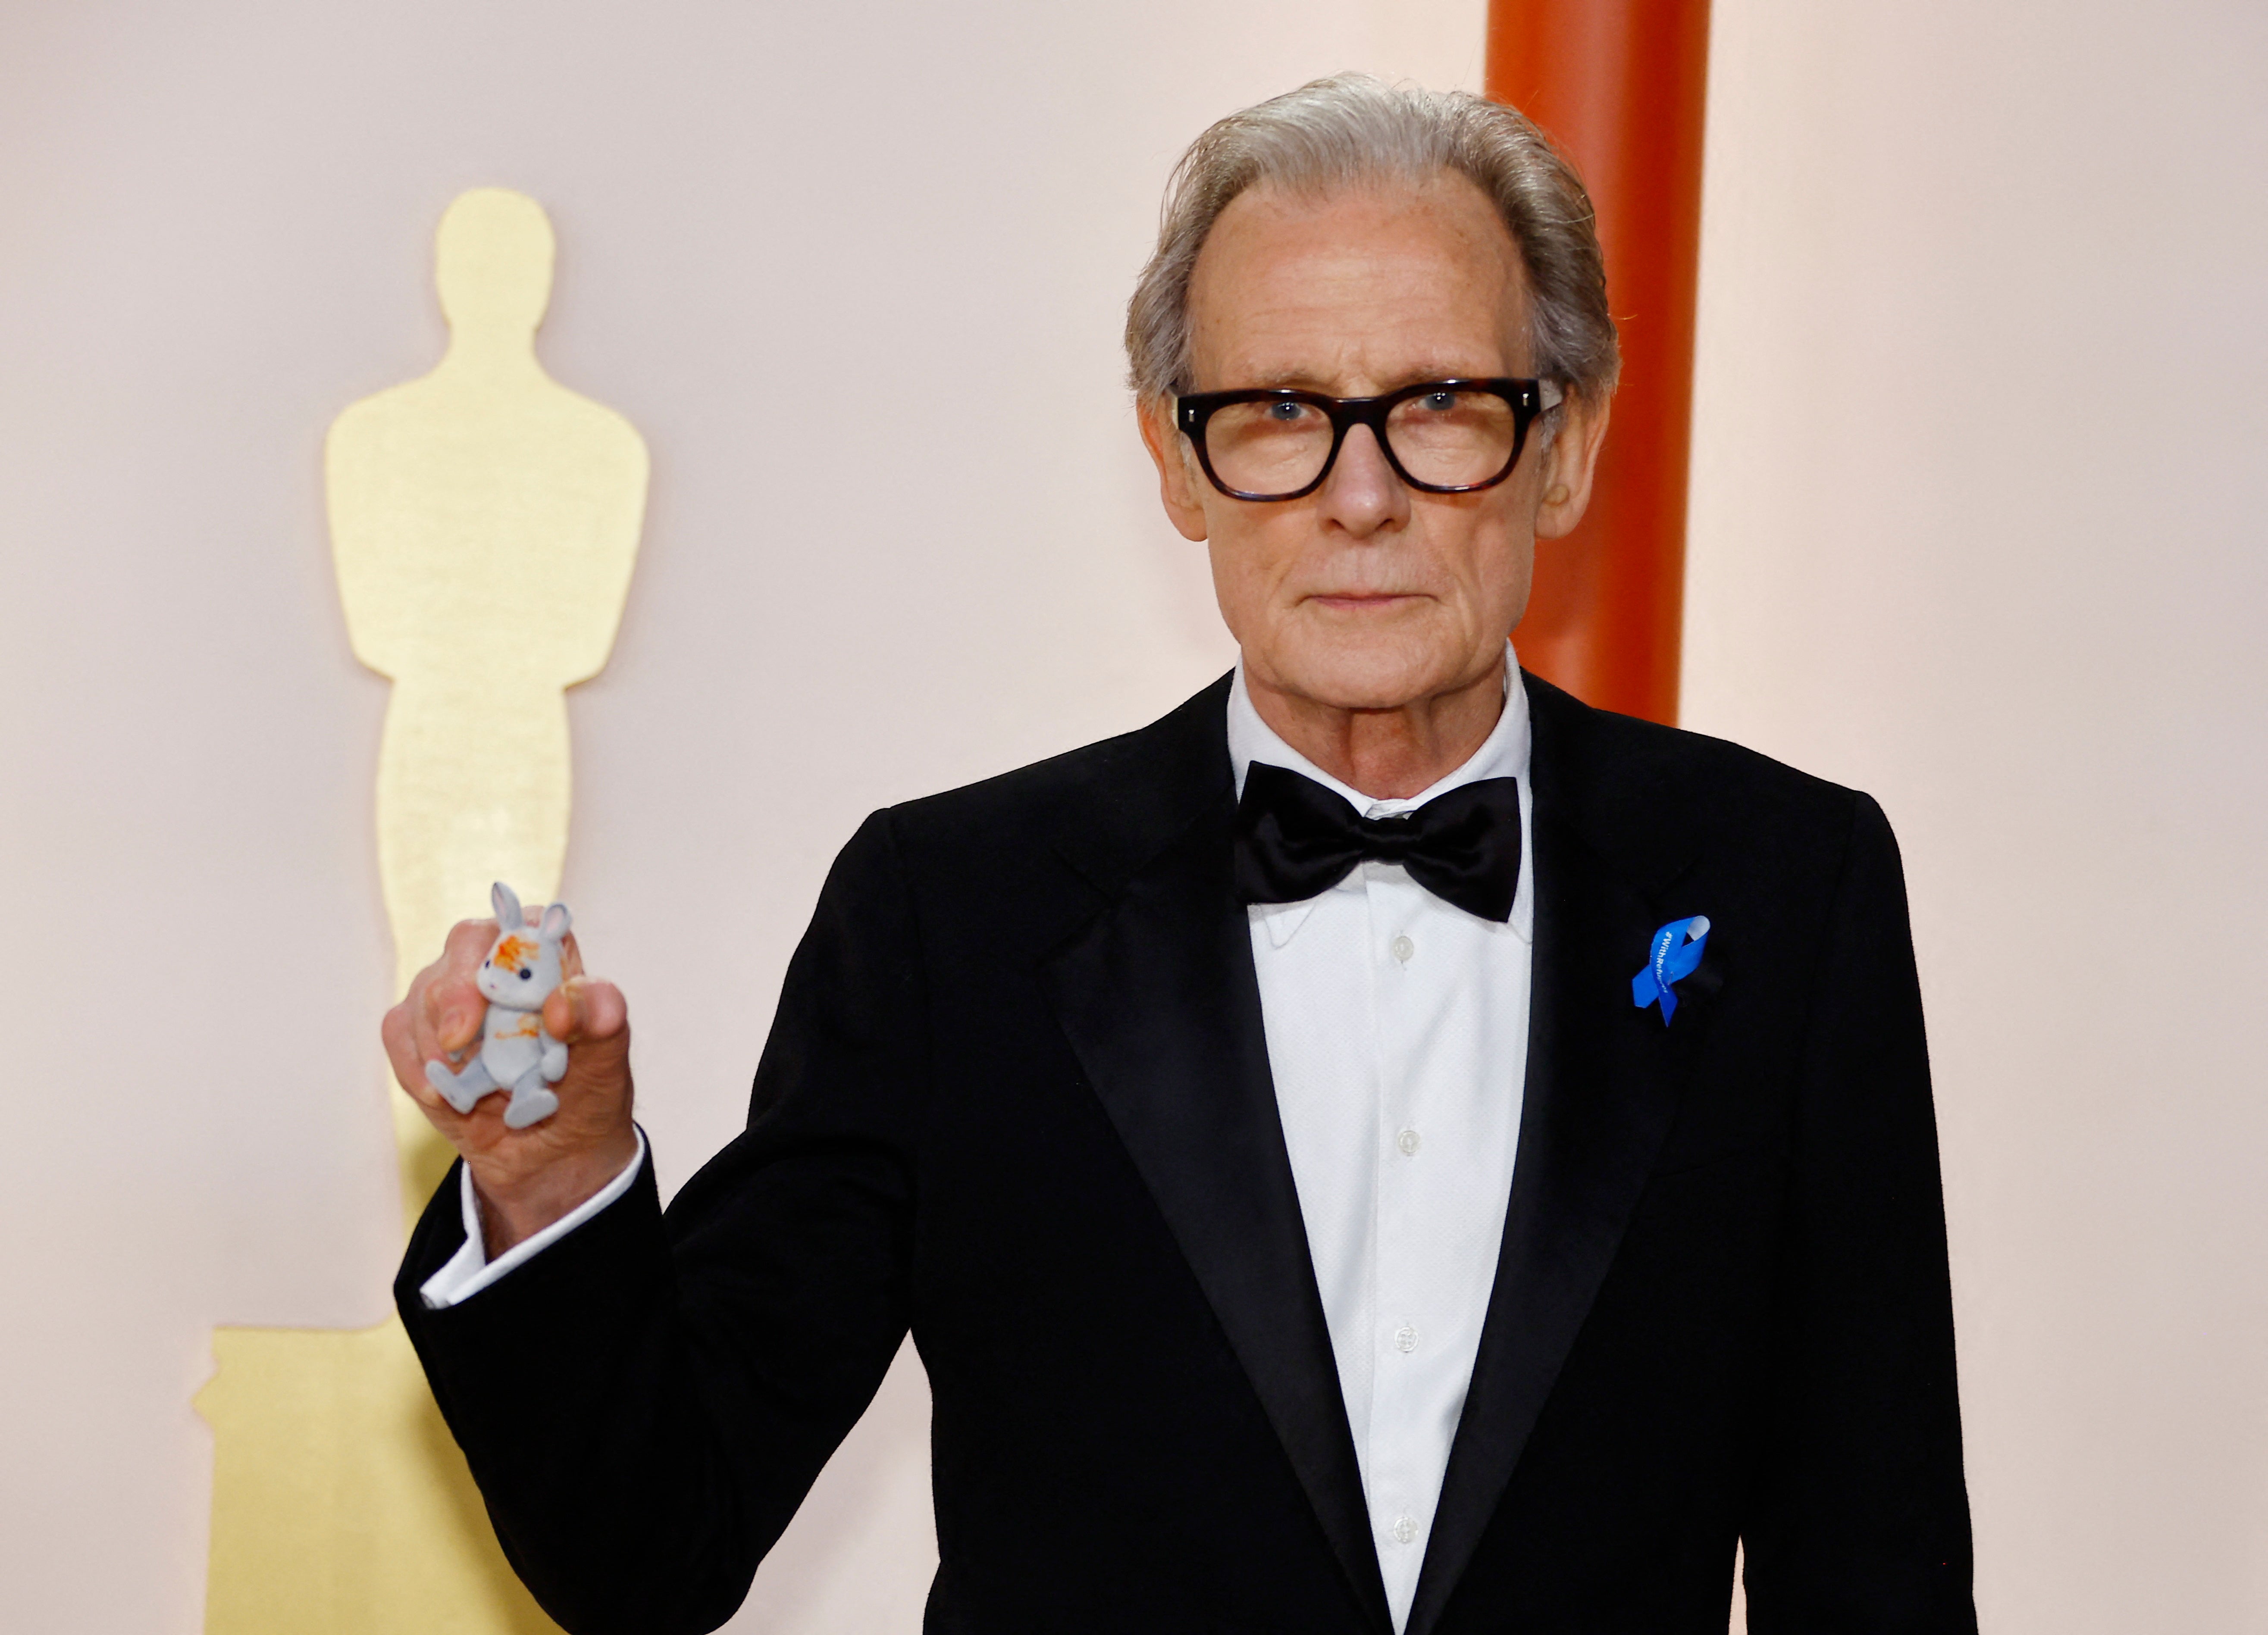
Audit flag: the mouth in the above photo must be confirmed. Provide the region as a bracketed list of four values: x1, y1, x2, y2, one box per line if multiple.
[1307, 591, 1422, 613]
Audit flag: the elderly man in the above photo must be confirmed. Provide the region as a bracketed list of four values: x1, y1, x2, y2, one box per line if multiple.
[388, 76, 1974, 1635]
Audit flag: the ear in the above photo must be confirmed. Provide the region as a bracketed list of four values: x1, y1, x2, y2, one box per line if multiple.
[1524, 385, 1615, 540]
[539, 903, 572, 942]
[1137, 395, 1212, 544]
[491, 881, 524, 930]
[1532, 390, 1613, 541]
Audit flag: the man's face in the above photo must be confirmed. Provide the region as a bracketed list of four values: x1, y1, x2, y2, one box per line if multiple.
[1140, 172, 1604, 714]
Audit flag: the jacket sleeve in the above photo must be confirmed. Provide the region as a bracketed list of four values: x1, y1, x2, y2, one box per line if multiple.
[395, 808, 928, 1635]
[1742, 792, 1978, 1632]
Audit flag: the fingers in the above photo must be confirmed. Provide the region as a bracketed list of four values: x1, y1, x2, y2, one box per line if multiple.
[543, 975, 627, 1044]
[381, 997, 429, 1099]
[379, 912, 629, 1160]
[383, 991, 460, 1122]
[382, 916, 500, 1103]
[442, 913, 501, 968]
[423, 917, 500, 1054]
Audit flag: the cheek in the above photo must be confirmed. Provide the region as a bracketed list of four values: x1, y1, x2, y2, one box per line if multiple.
[1205, 518, 1297, 617]
[1413, 510, 1533, 636]
[1463, 500, 1535, 595]
[1482, 528, 1533, 600]
[1206, 536, 1253, 639]
[1497, 550, 1535, 631]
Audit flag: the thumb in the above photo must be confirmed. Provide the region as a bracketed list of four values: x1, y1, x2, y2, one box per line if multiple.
[545, 976, 628, 1045]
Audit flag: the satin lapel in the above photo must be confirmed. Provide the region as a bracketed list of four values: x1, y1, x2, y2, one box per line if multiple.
[1040, 792, 1393, 1634]
[1404, 686, 1703, 1635]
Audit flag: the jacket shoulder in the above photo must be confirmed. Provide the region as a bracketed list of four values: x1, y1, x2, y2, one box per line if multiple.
[878, 672, 1233, 886]
[1524, 672, 1883, 884]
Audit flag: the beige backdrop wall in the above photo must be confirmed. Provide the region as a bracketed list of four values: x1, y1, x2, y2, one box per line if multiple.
[0, 3, 1483, 1631]
[3, 3, 2264, 1632]
[1685, 2, 2268, 1630]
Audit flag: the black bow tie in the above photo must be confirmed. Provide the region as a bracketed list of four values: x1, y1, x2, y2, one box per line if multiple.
[1231, 761, 1523, 922]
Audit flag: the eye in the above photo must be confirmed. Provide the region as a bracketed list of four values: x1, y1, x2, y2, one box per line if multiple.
[482, 959, 491, 969]
[1263, 399, 1306, 422]
[519, 968, 533, 980]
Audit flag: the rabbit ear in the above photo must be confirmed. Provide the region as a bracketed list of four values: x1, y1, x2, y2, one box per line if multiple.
[491, 882, 524, 930]
[539, 903, 572, 943]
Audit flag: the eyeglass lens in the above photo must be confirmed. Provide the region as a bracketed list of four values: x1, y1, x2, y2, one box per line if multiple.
[1204, 388, 1520, 497]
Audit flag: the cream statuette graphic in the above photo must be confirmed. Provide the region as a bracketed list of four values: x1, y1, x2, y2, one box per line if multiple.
[195, 187, 648, 1635]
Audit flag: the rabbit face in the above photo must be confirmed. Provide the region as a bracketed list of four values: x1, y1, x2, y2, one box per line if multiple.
[478, 882, 573, 1012]
[478, 928, 561, 1010]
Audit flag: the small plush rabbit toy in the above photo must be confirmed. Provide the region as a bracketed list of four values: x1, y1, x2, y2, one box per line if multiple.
[424, 882, 572, 1129]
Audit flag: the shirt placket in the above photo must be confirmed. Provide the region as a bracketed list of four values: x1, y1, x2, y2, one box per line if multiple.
[1363, 859, 1436, 1576]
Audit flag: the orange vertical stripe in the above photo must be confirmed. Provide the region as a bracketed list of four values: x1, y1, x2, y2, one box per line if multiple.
[1488, 1, 1711, 725]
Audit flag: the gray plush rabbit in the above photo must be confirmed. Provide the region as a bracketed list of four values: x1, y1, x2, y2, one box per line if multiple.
[424, 882, 571, 1129]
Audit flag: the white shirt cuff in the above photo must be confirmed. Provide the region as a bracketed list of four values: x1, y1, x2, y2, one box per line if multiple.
[417, 1127, 649, 1310]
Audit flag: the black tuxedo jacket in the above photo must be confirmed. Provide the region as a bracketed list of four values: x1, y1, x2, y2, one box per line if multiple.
[398, 672, 1975, 1635]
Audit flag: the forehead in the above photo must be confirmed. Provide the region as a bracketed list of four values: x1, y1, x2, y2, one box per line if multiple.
[1185, 171, 1529, 391]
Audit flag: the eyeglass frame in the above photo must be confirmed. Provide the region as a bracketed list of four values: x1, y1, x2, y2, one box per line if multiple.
[1173, 376, 1563, 503]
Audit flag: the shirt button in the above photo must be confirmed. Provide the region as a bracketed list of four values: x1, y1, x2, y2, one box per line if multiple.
[1396, 1128, 1421, 1157]
[1391, 1515, 1419, 1545]
[1394, 1324, 1419, 1354]
[1390, 934, 1415, 963]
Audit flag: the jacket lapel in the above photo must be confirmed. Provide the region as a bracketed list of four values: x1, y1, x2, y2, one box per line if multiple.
[1404, 676, 1707, 1635]
[1040, 691, 1393, 1634]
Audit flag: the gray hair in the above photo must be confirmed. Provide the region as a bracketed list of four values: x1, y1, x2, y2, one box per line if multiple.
[1125, 73, 1619, 405]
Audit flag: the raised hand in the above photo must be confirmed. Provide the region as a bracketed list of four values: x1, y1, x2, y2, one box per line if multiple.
[383, 910, 639, 1256]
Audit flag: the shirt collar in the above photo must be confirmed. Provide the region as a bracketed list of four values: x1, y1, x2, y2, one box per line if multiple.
[1226, 644, 1534, 948]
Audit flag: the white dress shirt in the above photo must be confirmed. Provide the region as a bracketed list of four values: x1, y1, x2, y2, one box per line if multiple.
[424, 649, 1535, 1634]
[420, 1126, 648, 1306]
[1229, 649, 1532, 1632]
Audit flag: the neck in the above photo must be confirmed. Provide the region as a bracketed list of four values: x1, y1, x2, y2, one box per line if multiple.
[1246, 653, 1507, 800]
[438, 329, 542, 378]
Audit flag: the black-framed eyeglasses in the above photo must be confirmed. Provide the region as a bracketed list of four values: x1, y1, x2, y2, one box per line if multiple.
[1175, 377, 1561, 503]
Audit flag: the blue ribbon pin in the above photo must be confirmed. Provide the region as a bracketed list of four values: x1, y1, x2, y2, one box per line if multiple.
[1632, 916, 1711, 1025]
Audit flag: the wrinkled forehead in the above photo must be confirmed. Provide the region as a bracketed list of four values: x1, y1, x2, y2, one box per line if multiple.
[1185, 172, 1530, 389]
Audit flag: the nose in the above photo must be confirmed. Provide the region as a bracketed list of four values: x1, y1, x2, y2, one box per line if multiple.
[1316, 424, 1410, 539]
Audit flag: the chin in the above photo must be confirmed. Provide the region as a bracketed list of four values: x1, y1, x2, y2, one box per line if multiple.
[1274, 636, 1463, 713]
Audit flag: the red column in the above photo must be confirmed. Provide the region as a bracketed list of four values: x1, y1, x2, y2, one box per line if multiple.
[1488, 1, 1711, 725]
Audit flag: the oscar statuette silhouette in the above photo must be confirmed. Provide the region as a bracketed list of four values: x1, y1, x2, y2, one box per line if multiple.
[196, 188, 647, 1635]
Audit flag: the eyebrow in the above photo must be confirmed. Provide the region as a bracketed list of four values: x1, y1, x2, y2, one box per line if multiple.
[1230, 364, 1509, 394]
